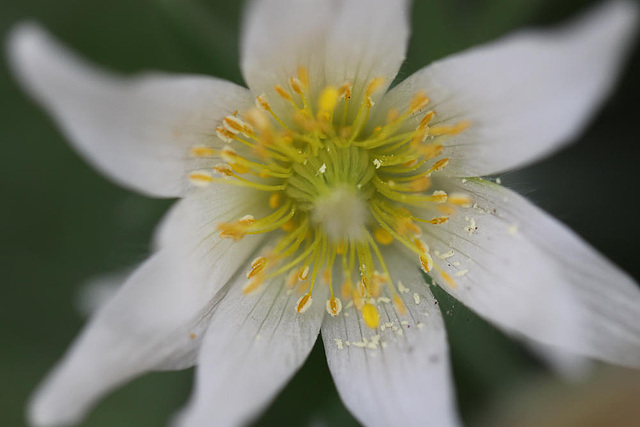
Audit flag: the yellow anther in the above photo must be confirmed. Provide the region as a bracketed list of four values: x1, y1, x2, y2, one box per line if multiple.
[428, 158, 450, 174]
[214, 163, 234, 176]
[419, 252, 434, 273]
[418, 111, 435, 129]
[371, 271, 386, 297]
[224, 115, 253, 135]
[438, 204, 457, 215]
[365, 96, 375, 108]
[296, 293, 313, 314]
[242, 274, 265, 294]
[393, 294, 407, 316]
[429, 190, 448, 203]
[440, 269, 458, 288]
[415, 239, 430, 254]
[362, 303, 380, 329]
[216, 126, 235, 143]
[418, 143, 444, 160]
[245, 107, 271, 132]
[365, 77, 385, 96]
[189, 146, 216, 158]
[297, 66, 309, 87]
[429, 120, 470, 136]
[386, 108, 400, 124]
[326, 296, 342, 317]
[396, 217, 422, 237]
[269, 192, 282, 209]
[338, 82, 352, 100]
[298, 265, 310, 281]
[427, 216, 449, 225]
[411, 127, 429, 147]
[247, 256, 267, 279]
[408, 176, 432, 192]
[336, 241, 346, 255]
[286, 270, 299, 288]
[238, 215, 255, 224]
[281, 219, 297, 232]
[373, 227, 394, 245]
[289, 77, 304, 95]
[220, 146, 238, 163]
[274, 85, 293, 101]
[188, 170, 213, 187]
[322, 269, 332, 284]
[255, 94, 271, 111]
[409, 91, 430, 113]
[318, 86, 339, 116]
[217, 216, 254, 241]
[341, 278, 353, 300]
[448, 193, 472, 207]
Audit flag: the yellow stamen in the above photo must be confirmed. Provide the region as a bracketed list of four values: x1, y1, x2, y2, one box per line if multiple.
[409, 91, 430, 113]
[366, 77, 385, 96]
[189, 146, 216, 157]
[326, 297, 342, 317]
[429, 120, 470, 136]
[373, 227, 394, 245]
[362, 303, 380, 329]
[296, 293, 313, 313]
[188, 170, 213, 187]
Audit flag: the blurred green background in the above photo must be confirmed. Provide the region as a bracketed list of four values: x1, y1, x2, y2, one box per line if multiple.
[1, 0, 639, 426]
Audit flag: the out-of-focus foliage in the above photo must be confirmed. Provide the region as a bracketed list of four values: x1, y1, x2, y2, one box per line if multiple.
[1, 0, 638, 426]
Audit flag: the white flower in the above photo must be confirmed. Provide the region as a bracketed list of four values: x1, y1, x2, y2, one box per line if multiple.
[8, 1, 640, 426]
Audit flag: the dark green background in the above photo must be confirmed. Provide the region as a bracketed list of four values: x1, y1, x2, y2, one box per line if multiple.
[1, 0, 639, 426]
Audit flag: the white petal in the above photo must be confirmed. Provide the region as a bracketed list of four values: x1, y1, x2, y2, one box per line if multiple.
[426, 177, 640, 368]
[29, 189, 264, 427]
[527, 340, 594, 381]
[383, 1, 638, 176]
[241, 0, 336, 96]
[75, 268, 130, 317]
[175, 272, 327, 427]
[8, 23, 253, 197]
[324, 0, 411, 96]
[241, 0, 410, 103]
[321, 252, 460, 427]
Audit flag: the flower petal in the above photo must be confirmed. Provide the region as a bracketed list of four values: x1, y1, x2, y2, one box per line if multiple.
[8, 23, 253, 197]
[29, 188, 264, 427]
[426, 177, 640, 368]
[321, 252, 460, 427]
[175, 271, 327, 427]
[241, 0, 336, 97]
[324, 0, 411, 96]
[241, 0, 410, 101]
[382, 0, 638, 176]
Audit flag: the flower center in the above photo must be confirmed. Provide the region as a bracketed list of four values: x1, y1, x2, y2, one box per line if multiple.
[187, 67, 471, 328]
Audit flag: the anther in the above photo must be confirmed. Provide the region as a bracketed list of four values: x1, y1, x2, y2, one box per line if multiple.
[429, 120, 470, 136]
[243, 274, 265, 294]
[289, 77, 304, 95]
[373, 227, 394, 245]
[213, 163, 234, 176]
[448, 193, 472, 207]
[274, 85, 293, 101]
[189, 146, 216, 158]
[338, 82, 352, 100]
[188, 170, 214, 187]
[296, 293, 313, 313]
[427, 216, 449, 225]
[393, 294, 407, 316]
[247, 256, 267, 279]
[418, 111, 435, 129]
[298, 265, 310, 281]
[216, 126, 235, 143]
[420, 253, 434, 273]
[362, 303, 380, 329]
[326, 297, 342, 317]
[409, 91, 430, 113]
[255, 95, 271, 111]
[269, 192, 282, 209]
[366, 77, 385, 96]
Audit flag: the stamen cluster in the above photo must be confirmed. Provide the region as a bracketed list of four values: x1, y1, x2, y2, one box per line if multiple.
[188, 67, 470, 328]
